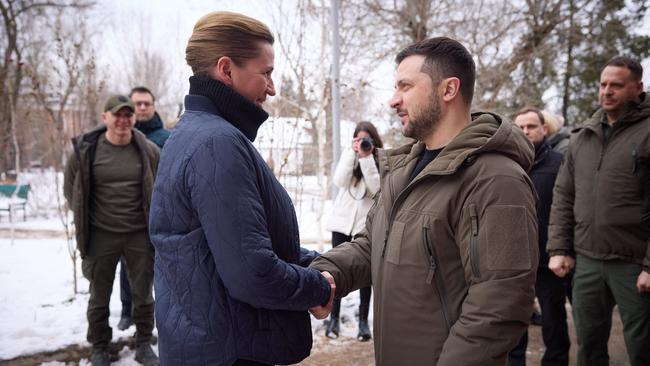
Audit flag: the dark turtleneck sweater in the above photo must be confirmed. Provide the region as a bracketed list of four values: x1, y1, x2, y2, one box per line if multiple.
[188, 75, 269, 142]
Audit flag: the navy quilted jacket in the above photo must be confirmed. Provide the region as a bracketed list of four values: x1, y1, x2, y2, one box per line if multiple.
[149, 80, 330, 365]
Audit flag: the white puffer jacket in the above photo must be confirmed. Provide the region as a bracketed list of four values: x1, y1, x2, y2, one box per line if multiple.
[326, 148, 381, 236]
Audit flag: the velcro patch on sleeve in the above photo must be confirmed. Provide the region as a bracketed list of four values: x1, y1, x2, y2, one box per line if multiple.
[485, 205, 532, 271]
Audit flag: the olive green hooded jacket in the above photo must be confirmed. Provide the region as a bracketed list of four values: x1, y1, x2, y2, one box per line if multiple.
[548, 92, 650, 272]
[63, 126, 160, 258]
[311, 112, 539, 366]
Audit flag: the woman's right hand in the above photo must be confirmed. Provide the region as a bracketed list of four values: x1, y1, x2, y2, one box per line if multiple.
[352, 137, 361, 153]
[352, 137, 373, 157]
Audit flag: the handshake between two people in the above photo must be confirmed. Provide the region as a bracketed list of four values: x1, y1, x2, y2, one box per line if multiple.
[310, 271, 336, 319]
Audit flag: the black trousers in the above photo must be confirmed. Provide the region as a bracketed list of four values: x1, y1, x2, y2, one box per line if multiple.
[508, 267, 570, 366]
[331, 231, 371, 315]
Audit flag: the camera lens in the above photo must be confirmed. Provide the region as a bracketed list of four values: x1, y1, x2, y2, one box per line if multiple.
[360, 137, 373, 152]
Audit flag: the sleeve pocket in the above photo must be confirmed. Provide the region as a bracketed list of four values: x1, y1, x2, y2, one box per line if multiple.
[485, 205, 532, 271]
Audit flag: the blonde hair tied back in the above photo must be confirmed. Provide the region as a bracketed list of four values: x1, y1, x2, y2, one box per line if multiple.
[185, 11, 274, 76]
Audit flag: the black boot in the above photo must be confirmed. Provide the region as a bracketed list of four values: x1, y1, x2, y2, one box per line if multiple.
[326, 299, 341, 339]
[117, 310, 134, 331]
[90, 347, 111, 366]
[357, 302, 371, 342]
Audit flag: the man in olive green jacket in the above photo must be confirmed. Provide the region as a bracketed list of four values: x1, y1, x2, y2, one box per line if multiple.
[63, 95, 160, 366]
[548, 56, 650, 366]
[310, 38, 538, 366]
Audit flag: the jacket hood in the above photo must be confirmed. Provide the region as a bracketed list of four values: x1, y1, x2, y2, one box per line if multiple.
[584, 92, 650, 130]
[381, 111, 534, 176]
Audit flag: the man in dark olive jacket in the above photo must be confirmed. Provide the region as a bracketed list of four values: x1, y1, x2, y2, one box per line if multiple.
[115, 86, 170, 332]
[509, 107, 569, 366]
[64, 95, 160, 366]
[310, 37, 539, 366]
[548, 56, 650, 366]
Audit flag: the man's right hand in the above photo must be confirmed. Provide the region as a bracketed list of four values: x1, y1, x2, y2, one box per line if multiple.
[309, 271, 336, 319]
[548, 255, 575, 278]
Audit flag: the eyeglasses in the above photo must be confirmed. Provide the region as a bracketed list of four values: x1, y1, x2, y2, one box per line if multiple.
[135, 101, 153, 107]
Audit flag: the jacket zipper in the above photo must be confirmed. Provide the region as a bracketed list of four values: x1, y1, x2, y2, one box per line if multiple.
[381, 166, 400, 257]
[632, 144, 638, 174]
[423, 227, 452, 331]
[469, 203, 480, 279]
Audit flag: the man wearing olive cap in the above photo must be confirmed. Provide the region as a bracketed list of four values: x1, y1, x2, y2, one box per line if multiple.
[63, 95, 160, 366]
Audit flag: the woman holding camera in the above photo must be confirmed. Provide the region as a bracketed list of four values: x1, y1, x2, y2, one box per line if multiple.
[325, 121, 383, 341]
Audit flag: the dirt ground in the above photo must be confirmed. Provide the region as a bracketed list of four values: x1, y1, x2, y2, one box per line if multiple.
[296, 304, 630, 366]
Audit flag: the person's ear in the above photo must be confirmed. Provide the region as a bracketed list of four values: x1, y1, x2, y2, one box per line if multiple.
[207, 56, 235, 86]
[441, 77, 461, 102]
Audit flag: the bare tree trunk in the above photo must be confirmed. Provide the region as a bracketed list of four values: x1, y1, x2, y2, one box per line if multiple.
[315, 0, 329, 252]
[562, 0, 575, 124]
[8, 69, 20, 246]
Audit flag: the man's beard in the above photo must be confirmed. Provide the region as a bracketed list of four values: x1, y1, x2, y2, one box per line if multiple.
[402, 90, 441, 141]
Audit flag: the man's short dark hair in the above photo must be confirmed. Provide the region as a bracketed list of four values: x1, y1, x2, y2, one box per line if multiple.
[515, 106, 545, 125]
[130, 86, 156, 101]
[604, 56, 643, 81]
[395, 37, 476, 106]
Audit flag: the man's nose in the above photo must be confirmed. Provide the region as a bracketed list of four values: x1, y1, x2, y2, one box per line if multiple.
[389, 93, 401, 108]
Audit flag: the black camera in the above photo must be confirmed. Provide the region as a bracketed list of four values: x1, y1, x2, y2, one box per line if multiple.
[360, 137, 374, 152]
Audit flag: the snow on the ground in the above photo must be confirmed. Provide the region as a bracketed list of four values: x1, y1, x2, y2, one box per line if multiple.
[0, 235, 370, 365]
[0, 171, 371, 364]
[0, 236, 158, 364]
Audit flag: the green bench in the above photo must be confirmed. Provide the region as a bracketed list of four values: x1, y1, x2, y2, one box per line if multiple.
[0, 184, 30, 222]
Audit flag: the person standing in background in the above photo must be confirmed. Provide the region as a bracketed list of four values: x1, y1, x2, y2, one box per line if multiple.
[325, 121, 383, 341]
[548, 56, 650, 366]
[116, 86, 170, 332]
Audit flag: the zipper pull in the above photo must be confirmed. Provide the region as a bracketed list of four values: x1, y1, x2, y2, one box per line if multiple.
[381, 229, 389, 257]
[632, 145, 637, 174]
[426, 257, 436, 284]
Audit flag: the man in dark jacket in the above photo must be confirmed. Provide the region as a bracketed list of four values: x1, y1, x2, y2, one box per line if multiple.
[115, 86, 170, 332]
[63, 95, 160, 366]
[131, 86, 170, 148]
[548, 56, 650, 366]
[310, 37, 538, 366]
[508, 107, 569, 366]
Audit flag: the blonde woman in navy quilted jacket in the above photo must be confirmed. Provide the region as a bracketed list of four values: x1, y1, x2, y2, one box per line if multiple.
[325, 121, 383, 341]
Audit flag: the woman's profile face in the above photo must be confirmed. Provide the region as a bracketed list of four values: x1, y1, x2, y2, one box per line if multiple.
[230, 42, 276, 108]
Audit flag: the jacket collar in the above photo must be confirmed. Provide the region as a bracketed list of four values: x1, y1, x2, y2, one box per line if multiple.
[134, 112, 164, 134]
[583, 92, 650, 133]
[532, 139, 551, 169]
[378, 111, 534, 180]
[186, 75, 269, 142]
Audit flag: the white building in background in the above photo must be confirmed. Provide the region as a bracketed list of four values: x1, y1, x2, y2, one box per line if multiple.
[255, 117, 356, 176]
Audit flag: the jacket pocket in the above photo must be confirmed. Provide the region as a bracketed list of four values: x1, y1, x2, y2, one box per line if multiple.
[384, 221, 405, 264]
[423, 227, 452, 331]
[81, 257, 95, 281]
[468, 203, 481, 278]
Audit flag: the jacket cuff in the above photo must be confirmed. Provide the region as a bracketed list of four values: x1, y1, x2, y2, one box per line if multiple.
[317, 273, 332, 307]
[548, 249, 573, 257]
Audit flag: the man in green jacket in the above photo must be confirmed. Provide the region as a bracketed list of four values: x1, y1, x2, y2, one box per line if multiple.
[309, 37, 538, 366]
[548, 56, 650, 366]
[63, 95, 160, 366]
